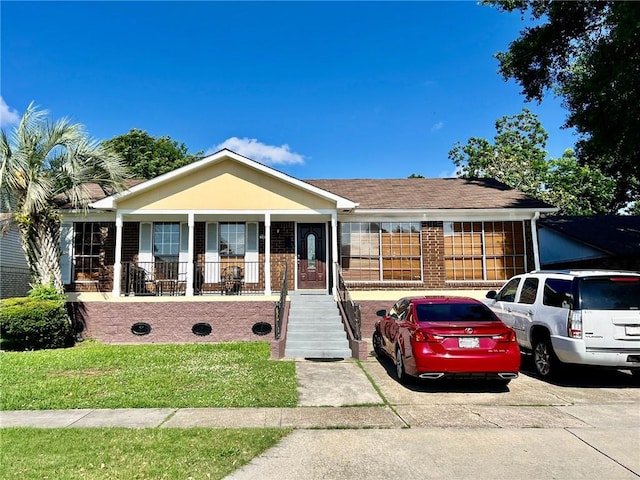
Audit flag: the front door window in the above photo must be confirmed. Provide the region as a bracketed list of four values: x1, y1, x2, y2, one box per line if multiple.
[307, 233, 316, 269]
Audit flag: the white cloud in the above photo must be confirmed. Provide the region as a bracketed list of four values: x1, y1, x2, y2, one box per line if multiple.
[0, 97, 20, 127]
[209, 137, 305, 166]
[430, 121, 444, 132]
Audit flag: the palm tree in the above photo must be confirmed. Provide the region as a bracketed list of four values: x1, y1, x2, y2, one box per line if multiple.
[0, 103, 128, 293]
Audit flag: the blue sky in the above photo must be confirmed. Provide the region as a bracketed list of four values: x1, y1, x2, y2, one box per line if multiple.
[1, 1, 577, 180]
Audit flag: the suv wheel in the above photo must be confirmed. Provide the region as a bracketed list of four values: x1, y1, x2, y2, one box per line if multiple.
[533, 338, 560, 378]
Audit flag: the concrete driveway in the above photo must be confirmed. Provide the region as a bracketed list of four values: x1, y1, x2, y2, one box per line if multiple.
[228, 352, 640, 480]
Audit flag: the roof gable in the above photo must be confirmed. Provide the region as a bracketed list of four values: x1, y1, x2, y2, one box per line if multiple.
[91, 149, 356, 211]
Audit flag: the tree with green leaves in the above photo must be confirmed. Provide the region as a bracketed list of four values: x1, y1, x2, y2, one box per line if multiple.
[485, 0, 640, 212]
[449, 109, 616, 215]
[0, 103, 128, 292]
[103, 129, 201, 180]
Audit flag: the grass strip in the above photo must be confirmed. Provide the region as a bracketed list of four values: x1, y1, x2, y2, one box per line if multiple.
[0, 427, 291, 480]
[0, 342, 297, 410]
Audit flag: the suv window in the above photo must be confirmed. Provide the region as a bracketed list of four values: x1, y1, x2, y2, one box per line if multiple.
[578, 276, 640, 310]
[543, 279, 572, 308]
[497, 277, 520, 302]
[518, 277, 539, 304]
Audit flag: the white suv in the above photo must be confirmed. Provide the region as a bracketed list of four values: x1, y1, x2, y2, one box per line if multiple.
[484, 270, 640, 379]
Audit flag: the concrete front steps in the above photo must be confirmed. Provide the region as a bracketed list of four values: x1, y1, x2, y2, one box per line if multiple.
[284, 291, 352, 359]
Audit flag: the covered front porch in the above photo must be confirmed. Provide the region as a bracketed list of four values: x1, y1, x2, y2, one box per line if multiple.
[72, 150, 357, 298]
[76, 212, 340, 297]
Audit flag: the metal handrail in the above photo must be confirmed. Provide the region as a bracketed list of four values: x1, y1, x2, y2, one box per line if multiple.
[274, 262, 288, 339]
[336, 263, 362, 340]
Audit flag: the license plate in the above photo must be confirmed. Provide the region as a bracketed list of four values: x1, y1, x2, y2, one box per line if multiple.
[458, 337, 479, 348]
[626, 326, 640, 336]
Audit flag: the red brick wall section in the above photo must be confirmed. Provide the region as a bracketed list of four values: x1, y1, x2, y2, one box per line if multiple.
[270, 221, 295, 291]
[423, 221, 445, 288]
[73, 301, 276, 344]
[358, 300, 397, 341]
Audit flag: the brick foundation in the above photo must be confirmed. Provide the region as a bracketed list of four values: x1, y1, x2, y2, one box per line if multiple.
[69, 301, 277, 344]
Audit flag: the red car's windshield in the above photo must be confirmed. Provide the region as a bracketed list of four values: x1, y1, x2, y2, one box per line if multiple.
[415, 303, 496, 322]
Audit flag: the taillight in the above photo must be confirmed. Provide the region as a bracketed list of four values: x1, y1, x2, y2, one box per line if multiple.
[568, 310, 583, 338]
[413, 331, 445, 343]
[492, 330, 516, 342]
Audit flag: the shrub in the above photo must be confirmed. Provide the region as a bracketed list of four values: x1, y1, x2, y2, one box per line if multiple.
[28, 283, 65, 303]
[0, 297, 74, 350]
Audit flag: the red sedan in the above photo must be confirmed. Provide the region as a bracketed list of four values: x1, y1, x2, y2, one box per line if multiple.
[373, 296, 520, 384]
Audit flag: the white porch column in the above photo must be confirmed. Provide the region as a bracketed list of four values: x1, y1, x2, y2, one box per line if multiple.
[331, 212, 338, 295]
[264, 213, 272, 295]
[186, 213, 195, 296]
[112, 214, 123, 297]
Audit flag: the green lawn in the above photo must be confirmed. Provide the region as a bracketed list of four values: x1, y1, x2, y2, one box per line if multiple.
[1, 427, 291, 480]
[0, 341, 297, 410]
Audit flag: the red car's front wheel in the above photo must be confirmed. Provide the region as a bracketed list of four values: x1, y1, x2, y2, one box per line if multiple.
[395, 346, 408, 383]
[372, 331, 384, 357]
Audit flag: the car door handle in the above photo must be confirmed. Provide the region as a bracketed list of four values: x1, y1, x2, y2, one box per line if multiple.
[527, 310, 533, 316]
[506, 308, 512, 313]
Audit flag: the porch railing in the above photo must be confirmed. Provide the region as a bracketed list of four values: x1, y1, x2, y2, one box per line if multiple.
[274, 262, 288, 339]
[123, 261, 189, 296]
[336, 264, 362, 340]
[121, 260, 287, 296]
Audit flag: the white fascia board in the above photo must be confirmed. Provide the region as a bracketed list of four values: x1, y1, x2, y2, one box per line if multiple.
[118, 208, 338, 216]
[90, 149, 357, 211]
[341, 207, 558, 222]
[117, 209, 338, 224]
[59, 210, 117, 223]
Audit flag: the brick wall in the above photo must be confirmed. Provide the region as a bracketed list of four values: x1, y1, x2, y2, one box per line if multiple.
[0, 266, 31, 299]
[422, 221, 445, 288]
[69, 300, 277, 344]
[270, 221, 295, 291]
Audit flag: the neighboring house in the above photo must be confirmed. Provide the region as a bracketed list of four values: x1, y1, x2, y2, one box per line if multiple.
[58, 149, 556, 350]
[537, 215, 640, 271]
[0, 213, 31, 298]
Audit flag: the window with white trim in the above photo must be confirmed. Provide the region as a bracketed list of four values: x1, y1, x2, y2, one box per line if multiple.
[340, 222, 422, 281]
[73, 222, 106, 282]
[444, 221, 526, 281]
[219, 222, 246, 256]
[153, 222, 180, 262]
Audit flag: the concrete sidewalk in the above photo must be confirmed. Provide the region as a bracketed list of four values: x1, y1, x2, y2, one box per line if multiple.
[2, 359, 639, 479]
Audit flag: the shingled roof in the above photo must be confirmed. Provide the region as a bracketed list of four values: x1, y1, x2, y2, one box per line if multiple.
[306, 177, 552, 210]
[53, 180, 145, 209]
[539, 215, 640, 256]
[57, 176, 552, 212]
